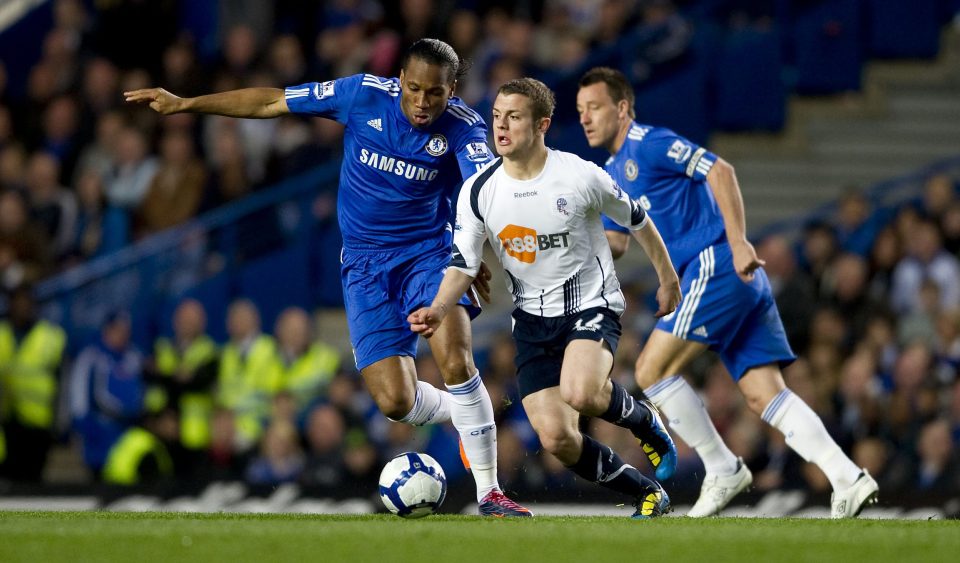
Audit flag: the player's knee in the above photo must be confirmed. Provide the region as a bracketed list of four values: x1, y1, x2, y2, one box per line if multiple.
[435, 353, 474, 383]
[374, 390, 416, 421]
[634, 356, 664, 390]
[537, 427, 578, 459]
[559, 384, 601, 414]
[742, 389, 771, 416]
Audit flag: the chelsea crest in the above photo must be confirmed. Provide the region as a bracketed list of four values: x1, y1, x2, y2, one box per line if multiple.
[426, 134, 448, 156]
[625, 159, 638, 181]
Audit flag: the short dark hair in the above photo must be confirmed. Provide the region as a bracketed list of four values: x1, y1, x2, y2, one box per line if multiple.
[497, 77, 556, 121]
[578, 67, 636, 119]
[402, 38, 470, 82]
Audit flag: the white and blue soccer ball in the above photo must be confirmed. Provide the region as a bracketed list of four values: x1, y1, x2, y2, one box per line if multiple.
[378, 452, 447, 518]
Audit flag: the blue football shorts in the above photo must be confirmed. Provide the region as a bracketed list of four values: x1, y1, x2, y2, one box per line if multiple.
[655, 241, 796, 380]
[340, 231, 479, 370]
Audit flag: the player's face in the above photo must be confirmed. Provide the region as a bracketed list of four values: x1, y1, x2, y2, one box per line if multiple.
[576, 83, 624, 150]
[491, 93, 546, 159]
[399, 58, 456, 128]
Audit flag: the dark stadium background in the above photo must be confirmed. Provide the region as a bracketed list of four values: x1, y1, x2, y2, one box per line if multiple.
[0, 0, 958, 518]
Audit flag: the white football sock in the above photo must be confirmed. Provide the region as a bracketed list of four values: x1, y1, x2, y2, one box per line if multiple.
[397, 381, 451, 426]
[446, 372, 499, 502]
[762, 389, 861, 491]
[645, 374, 739, 476]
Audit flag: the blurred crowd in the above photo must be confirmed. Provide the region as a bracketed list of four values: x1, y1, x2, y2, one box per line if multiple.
[0, 0, 959, 501]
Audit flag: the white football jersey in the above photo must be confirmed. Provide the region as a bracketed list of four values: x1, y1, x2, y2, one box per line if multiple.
[451, 149, 648, 317]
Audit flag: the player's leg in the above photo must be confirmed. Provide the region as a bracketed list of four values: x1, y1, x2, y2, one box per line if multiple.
[523, 387, 669, 518]
[638, 244, 764, 516]
[360, 355, 449, 424]
[559, 327, 677, 481]
[426, 306, 504, 505]
[738, 364, 878, 518]
[637, 328, 744, 483]
[343, 248, 450, 427]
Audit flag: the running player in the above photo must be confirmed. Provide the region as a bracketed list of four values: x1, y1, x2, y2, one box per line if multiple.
[409, 78, 681, 518]
[125, 39, 530, 517]
[576, 67, 879, 518]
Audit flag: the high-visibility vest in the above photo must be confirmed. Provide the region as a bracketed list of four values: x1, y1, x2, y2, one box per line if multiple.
[102, 427, 173, 485]
[0, 321, 66, 430]
[151, 336, 218, 449]
[217, 335, 282, 446]
[282, 343, 339, 411]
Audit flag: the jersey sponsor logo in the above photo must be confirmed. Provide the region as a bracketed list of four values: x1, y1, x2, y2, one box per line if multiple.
[667, 140, 692, 164]
[514, 190, 538, 199]
[358, 148, 439, 182]
[497, 224, 570, 264]
[367, 118, 382, 131]
[425, 134, 448, 156]
[313, 81, 335, 100]
[625, 159, 638, 181]
[465, 141, 491, 162]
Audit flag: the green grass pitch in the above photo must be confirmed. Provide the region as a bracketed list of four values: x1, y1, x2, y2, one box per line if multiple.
[1, 511, 957, 563]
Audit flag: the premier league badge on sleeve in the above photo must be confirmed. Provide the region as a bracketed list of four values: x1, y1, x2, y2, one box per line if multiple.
[425, 134, 448, 156]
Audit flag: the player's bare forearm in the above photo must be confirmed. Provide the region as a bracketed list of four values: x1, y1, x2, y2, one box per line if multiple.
[605, 230, 630, 260]
[632, 219, 681, 317]
[706, 158, 765, 281]
[408, 268, 476, 337]
[124, 87, 288, 118]
[632, 219, 678, 288]
[706, 158, 749, 246]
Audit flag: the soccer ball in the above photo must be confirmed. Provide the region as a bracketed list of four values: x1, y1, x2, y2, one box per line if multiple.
[378, 452, 447, 518]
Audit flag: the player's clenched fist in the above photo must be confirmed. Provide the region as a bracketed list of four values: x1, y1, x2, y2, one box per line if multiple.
[124, 88, 184, 115]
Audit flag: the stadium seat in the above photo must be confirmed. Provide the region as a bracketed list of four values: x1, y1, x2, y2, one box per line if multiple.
[791, 0, 863, 94]
[714, 27, 787, 131]
[866, 0, 941, 59]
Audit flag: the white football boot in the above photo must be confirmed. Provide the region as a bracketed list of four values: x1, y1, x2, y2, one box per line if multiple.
[830, 470, 879, 518]
[687, 457, 753, 517]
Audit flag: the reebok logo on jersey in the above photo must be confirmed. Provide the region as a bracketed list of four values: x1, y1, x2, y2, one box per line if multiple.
[497, 224, 570, 264]
[367, 118, 382, 131]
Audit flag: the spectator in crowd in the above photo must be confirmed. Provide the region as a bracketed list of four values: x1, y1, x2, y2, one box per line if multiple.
[136, 129, 206, 236]
[104, 126, 158, 211]
[833, 188, 886, 257]
[25, 151, 77, 258]
[890, 219, 960, 314]
[299, 403, 348, 488]
[148, 299, 219, 459]
[757, 234, 816, 352]
[216, 299, 282, 451]
[245, 418, 304, 486]
[0, 285, 66, 481]
[69, 311, 145, 475]
[275, 307, 340, 419]
[0, 189, 52, 290]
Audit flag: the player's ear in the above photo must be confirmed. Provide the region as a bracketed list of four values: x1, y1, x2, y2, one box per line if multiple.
[538, 116, 551, 135]
[449, 79, 458, 97]
[399, 69, 405, 85]
[617, 99, 629, 119]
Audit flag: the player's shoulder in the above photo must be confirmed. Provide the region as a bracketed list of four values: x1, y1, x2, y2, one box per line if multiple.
[550, 148, 608, 179]
[462, 157, 503, 191]
[625, 123, 679, 147]
[443, 97, 487, 133]
[357, 73, 401, 98]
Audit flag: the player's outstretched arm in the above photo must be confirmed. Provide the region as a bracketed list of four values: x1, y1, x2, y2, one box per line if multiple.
[632, 219, 681, 318]
[124, 87, 289, 119]
[408, 269, 476, 338]
[706, 158, 765, 283]
[605, 230, 631, 260]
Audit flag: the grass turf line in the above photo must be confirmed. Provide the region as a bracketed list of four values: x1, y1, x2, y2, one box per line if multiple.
[0, 511, 957, 563]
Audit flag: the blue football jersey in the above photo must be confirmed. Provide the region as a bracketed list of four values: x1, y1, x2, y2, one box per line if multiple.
[602, 122, 727, 271]
[284, 74, 494, 248]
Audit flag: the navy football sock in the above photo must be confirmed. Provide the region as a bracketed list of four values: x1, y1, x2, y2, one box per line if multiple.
[567, 434, 657, 497]
[599, 381, 652, 436]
